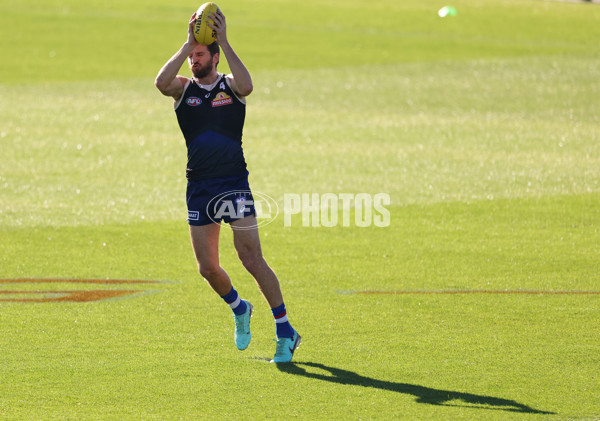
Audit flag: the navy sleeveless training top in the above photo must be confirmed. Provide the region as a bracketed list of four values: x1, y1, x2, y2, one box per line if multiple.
[175, 73, 247, 180]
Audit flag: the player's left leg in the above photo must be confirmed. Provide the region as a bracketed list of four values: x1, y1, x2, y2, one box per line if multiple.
[231, 215, 301, 362]
[231, 215, 283, 307]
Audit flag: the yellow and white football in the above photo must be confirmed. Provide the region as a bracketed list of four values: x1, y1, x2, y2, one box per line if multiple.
[193, 2, 219, 45]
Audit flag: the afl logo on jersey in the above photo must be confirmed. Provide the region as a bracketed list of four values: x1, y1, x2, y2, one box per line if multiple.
[186, 97, 202, 106]
[212, 92, 233, 107]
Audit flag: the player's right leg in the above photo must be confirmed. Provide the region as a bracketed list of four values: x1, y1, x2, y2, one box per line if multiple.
[189, 223, 253, 350]
[189, 223, 231, 295]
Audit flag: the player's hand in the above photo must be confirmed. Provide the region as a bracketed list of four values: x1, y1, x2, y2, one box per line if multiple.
[187, 13, 200, 46]
[208, 10, 228, 45]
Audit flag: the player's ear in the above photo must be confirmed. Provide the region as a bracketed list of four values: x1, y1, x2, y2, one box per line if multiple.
[213, 52, 220, 67]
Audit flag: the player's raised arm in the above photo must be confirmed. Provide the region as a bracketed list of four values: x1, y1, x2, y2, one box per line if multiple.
[154, 14, 199, 99]
[209, 10, 253, 97]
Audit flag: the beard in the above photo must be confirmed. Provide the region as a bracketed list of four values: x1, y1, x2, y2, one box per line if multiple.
[191, 61, 213, 79]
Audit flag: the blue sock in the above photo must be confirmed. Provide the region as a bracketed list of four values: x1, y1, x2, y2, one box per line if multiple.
[221, 287, 247, 316]
[271, 303, 294, 338]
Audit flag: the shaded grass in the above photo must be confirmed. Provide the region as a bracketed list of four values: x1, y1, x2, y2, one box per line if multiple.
[1, 0, 599, 84]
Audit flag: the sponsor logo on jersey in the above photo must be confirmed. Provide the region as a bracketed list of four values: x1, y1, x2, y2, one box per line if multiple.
[186, 97, 202, 106]
[212, 92, 233, 107]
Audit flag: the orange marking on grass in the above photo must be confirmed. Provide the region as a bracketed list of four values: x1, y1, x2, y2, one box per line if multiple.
[346, 290, 600, 295]
[0, 290, 143, 302]
[0, 278, 159, 284]
[0, 279, 163, 302]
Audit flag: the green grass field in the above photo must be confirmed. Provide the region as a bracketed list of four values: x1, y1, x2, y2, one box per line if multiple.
[1, 0, 599, 418]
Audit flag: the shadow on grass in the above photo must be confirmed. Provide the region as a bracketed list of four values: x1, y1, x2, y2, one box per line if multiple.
[276, 362, 554, 415]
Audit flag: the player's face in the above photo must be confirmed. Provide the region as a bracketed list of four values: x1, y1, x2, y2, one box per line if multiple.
[189, 45, 215, 79]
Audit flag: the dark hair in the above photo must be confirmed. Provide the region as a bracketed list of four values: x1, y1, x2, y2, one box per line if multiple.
[208, 42, 220, 67]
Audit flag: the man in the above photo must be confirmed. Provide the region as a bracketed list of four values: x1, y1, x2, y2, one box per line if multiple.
[154, 11, 300, 363]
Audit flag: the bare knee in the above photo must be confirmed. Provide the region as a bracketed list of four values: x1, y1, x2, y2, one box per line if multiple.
[238, 250, 265, 274]
[199, 264, 221, 281]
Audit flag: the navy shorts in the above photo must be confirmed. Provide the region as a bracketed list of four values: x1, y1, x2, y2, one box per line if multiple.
[186, 172, 256, 226]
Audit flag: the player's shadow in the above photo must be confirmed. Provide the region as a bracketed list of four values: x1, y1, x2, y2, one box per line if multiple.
[276, 362, 554, 415]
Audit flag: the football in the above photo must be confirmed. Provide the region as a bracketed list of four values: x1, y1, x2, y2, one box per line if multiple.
[193, 2, 220, 45]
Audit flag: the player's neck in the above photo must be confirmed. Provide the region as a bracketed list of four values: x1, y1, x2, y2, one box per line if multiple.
[194, 71, 219, 86]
